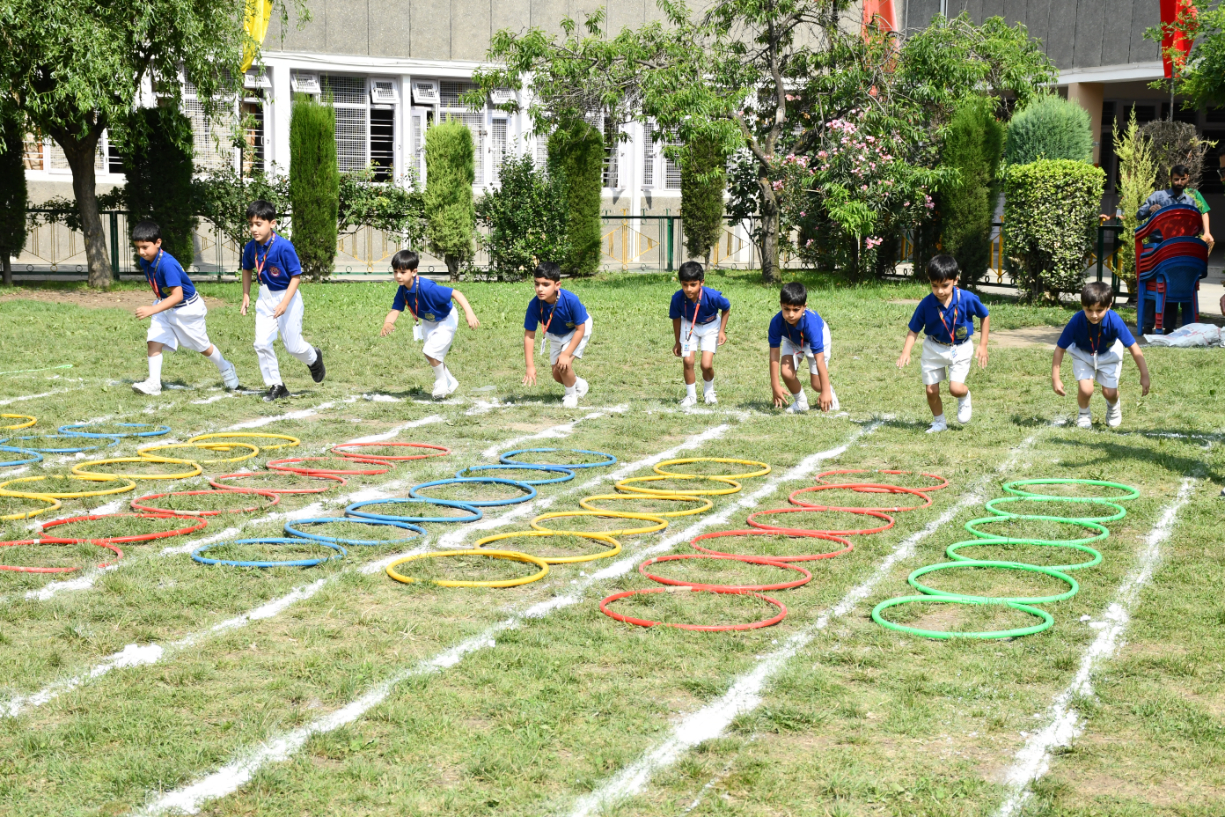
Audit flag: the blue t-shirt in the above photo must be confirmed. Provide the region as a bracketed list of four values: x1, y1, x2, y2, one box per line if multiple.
[1057, 309, 1136, 352]
[241, 234, 302, 291]
[768, 309, 826, 354]
[908, 288, 989, 344]
[524, 289, 589, 337]
[139, 250, 197, 305]
[392, 276, 454, 322]
[669, 287, 731, 325]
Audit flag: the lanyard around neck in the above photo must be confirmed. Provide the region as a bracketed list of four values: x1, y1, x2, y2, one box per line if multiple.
[255, 235, 276, 281]
[685, 287, 703, 340]
[146, 250, 164, 299]
[937, 288, 960, 343]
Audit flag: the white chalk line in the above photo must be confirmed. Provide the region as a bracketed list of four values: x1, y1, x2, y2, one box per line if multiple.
[992, 477, 1197, 817]
[0, 387, 84, 407]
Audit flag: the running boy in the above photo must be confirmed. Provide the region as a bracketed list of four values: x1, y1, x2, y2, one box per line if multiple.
[522, 262, 591, 408]
[131, 221, 239, 396]
[379, 250, 480, 398]
[896, 255, 989, 433]
[671, 261, 731, 406]
[240, 200, 324, 402]
[1052, 281, 1151, 429]
[769, 282, 837, 413]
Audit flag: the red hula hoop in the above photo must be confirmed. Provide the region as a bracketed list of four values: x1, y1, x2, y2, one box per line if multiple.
[40, 512, 207, 545]
[639, 553, 813, 592]
[267, 456, 391, 476]
[210, 471, 347, 494]
[130, 489, 281, 517]
[788, 482, 933, 513]
[816, 469, 949, 493]
[689, 529, 854, 562]
[0, 539, 123, 573]
[746, 506, 894, 537]
[330, 442, 452, 462]
[599, 586, 788, 631]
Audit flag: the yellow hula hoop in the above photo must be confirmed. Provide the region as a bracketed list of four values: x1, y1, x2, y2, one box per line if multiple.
[0, 474, 138, 499]
[138, 441, 261, 464]
[385, 549, 549, 587]
[529, 510, 668, 537]
[615, 474, 742, 497]
[653, 457, 771, 480]
[0, 493, 62, 521]
[579, 493, 714, 517]
[71, 456, 202, 481]
[188, 432, 300, 451]
[1, 414, 37, 431]
[475, 530, 622, 565]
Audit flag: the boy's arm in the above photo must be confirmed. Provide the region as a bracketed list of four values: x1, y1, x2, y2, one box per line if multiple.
[814, 352, 833, 412]
[523, 331, 537, 385]
[769, 348, 789, 407]
[451, 290, 480, 329]
[241, 269, 252, 315]
[274, 277, 300, 319]
[976, 316, 990, 368]
[135, 286, 183, 319]
[896, 330, 920, 368]
[718, 307, 731, 345]
[672, 317, 682, 356]
[381, 309, 402, 337]
[1051, 347, 1067, 396]
[1127, 343, 1151, 395]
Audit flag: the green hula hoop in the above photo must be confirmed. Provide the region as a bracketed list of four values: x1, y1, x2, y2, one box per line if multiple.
[1002, 478, 1140, 502]
[964, 514, 1109, 547]
[908, 559, 1079, 604]
[945, 538, 1103, 571]
[871, 595, 1055, 639]
[984, 495, 1127, 524]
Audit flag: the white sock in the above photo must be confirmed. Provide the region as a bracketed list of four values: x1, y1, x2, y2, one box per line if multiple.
[958, 391, 971, 405]
[1105, 399, 1118, 408]
[576, 377, 587, 391]
[432, 363, 447, 384]
[444, 366, 456, 382]
[686, 382, 697, 400]
[1079, 407, 1091, 415]
[793, 389, 808, 403]
[306, 347, 318, 366]
[206, 347, 228, 371]
[147, 353, 163, 383]
[932, 413, 946, 424]
[703, 378, 715, 395]
[564, 383, 577, 396]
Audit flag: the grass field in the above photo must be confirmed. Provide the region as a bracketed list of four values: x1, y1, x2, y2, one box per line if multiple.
[0, 269, 1223, 817]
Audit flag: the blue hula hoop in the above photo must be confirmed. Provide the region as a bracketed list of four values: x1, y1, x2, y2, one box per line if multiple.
[345, 497, 483, 524]
[4, 433, 118, 454]
[191, 537, 346, 567]
[59, 422, 172, 439]
[0, 446, 43, 468]
[284, 517, 426, 547]
[455, 463, 576, 486]
[498, 448, 617, 469]
[409, 477, 537, 507]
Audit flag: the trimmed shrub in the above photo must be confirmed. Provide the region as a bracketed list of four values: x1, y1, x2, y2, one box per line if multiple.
[424, 119, 476, 281]
[119, 107, 198, 266]
[475, 153, 570, 278]
[1140, 119, 1211, 189]
[1114, 108, 1157, 297]
[938, 97, 1005, 286]
[680, 134, 728, 264]
[1003, 159, 1105, 302]
[548, 120, 603, 276]
[289, 94, 340, 280]
[0, 108, 28, 286]
[1004, 96, 1093, 166]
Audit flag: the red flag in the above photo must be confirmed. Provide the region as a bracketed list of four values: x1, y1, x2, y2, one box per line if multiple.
[862, 0, 897, 38]
[1161, 0, 1197, 79]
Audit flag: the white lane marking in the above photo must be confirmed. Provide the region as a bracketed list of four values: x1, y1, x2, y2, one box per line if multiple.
[479, 404, 629, 460]
[222, 401, 338, 431]
[0, 388, 81, 407]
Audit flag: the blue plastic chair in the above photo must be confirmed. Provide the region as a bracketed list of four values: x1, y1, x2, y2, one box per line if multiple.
[1136, 240, 1207, 335]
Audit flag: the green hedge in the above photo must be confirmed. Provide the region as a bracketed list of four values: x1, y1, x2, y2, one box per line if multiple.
[938, 97, 1004, 285]
[548, 120, 603, 276]
[424, 119, 476, 281]
[1005, 96, 1093, 166]
[289, 94, 340, 280]
[680, 134, 728, 264]
[120, 107, 198, 266]
[475, 153, 569, 278]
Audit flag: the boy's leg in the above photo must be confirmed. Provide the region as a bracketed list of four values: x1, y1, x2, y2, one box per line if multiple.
[423, 315, 459, 397]
[276, 292, 321, 374]
[144, 341, 164, 385]
[925, 383, 944, 417]
[1102, 384, 1122, 426]
[780, 353, 808, 412]
[681, 353, 697, 405]
[700, 350, 716, 402]
[253, 289, 283, 388]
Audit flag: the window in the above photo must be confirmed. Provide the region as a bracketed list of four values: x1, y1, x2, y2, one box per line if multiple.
[603, 118, 619, 188]
[323, 74, 369, 173]
[642, 127, 654, 187]
[370, 108, 394, 182]
[663, 129, 681, 189]
[184, 79, 236, 171]
[240, 99, 264, 175]
[491, 119, 507, 182]
[440, 81, 484, 185]
[536, 135, 549, 168]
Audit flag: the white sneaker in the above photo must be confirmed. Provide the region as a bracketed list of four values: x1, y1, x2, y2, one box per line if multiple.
[956, 393, 972, 424]
[926, 417, 947, 434]
[1076, 412, 1093, 429]
[431, 381, 449, 399]
[679, 394, 698, 408]
[575, 378, 589, 399]
[444, 372, 459, 397]
[132, 379, 161, 396]
[220, 361, 240, 391]
[562, 392, 579, 408]
[1106, 401, 1122, 428]
[704, 391, 718, 405]
[786, 395, 809, 414]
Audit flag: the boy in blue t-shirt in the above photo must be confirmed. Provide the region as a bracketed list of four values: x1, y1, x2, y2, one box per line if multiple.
[896, 255, 990, 433]
[768, 282, 837, 413]
[523, 262, 591, 408]
[380, 250, 480, 398]
[1053, 281, 1151, 428]
[240, 200, 324, 402]
[671, 261, 731, 407]
[130, 221, 240, 396]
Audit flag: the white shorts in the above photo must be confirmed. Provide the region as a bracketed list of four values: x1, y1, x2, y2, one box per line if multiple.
[147, 296, 211, 353]
[419, 311, 459, 361]
[920, 337, 973, 386]
[780, 324, 833, 375]
[1069, 341, 1124, 389]
[548, 317, 593, 366]
[680, 319, 721, 356]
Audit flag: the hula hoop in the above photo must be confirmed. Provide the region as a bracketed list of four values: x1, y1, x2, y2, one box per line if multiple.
[0, 494, 62, 521]
[964, 514, 1109, 546]
[788, 482, 933, 513]
[1002, 478, 1140, 502]
[945, 538, 1103, 572]
[474, 530, 621, 565]
[40, 512, 207, 545]
[529, 510, 668, 537]
[689, 529, 854, 562]
[1, 414, 37, 431]
[639, 554, 813, 592]
[455, 463, 575, 486]
[579, 493, 714, 518]
[192, 538, 346, 568]
[3, 433, 118, 454]
[409, 477, 537, 507]
[130, 489, 280, 517]
[652, 457, 771, 480]
[499, 448, 617, 469]
[616, 474, 741, 497]
[0, 446, 42, 468]
[984, 495, 1127, 524]
[330, 441, 450, 461]
[210, 471, 346, 494]
[284, 517, 425, 547]
[268, 456, 391, 476]
[0, 539, 123, 573]
[72, 456, 202, 481]
[188, 432, 300, 451]
[138, 442, 260, 464]
[599, 587, 788, 631]
[386, 549, 549, 587]
[59, 423, 170, 439]
[0, 474, 137, 499]
[871, 596, 1054, 639]
[817, 469, 949, 492]
[345, 497, 482, 524]
[746, 506, 894, 537]
[907, 559, 1079, 604]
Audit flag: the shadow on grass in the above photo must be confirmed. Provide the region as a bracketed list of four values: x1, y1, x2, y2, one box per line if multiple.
[1046, 435, 1224, 484]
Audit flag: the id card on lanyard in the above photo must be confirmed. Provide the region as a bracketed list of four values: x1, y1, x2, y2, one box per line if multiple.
[254, 235, 276, 289]
[792, 313, 809, 369]
[538, 296, 557, 355]
[937, 288, 961, 344]
[681, 288, 703, 354]
[410, 281, 424, 341]
[146, 250, 164, 301]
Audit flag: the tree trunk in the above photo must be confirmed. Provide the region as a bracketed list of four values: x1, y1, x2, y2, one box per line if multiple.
[2, 256, 11, 286]
[445, 254, 460, 282]
[55, 127, 111, 289]
[757, 178, 780, 284]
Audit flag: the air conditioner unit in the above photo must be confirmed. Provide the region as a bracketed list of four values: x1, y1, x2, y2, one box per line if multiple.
[411, 80, 440, 105]
[490, 88, 515, 105]
[291, 72, 321, 94]
[369, 79, 400, 105]
[244, 70, 271, 91]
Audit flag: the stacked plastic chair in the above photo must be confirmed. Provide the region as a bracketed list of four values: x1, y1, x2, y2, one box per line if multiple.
[1134, 203, 1208, 335]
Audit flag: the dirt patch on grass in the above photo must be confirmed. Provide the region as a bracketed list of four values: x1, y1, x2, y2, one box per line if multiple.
[0, 288, 227, 311]
[989, 326, 1063, 349]
[888, 299, 922, 306]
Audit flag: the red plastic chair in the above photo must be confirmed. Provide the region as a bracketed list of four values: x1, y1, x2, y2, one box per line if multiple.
[1134, 204, 1208, 335]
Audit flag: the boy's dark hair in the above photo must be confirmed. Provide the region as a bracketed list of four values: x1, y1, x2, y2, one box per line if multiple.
[779, 281, 807, 307]
[1170, 164, 1191, 178]
[245, 200, 277, 222]
[391, 250, 419, 271]
[533, 261, 562, 282]
[1081, 281, 1115, 308]
[927, 254, 960, 283]
[131, 220, 162, 243]
[677, 261, 705, 282]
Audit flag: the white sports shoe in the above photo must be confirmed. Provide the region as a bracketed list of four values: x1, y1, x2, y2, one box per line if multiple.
[956, 392, 972, 424]
[562, 391, 579, 409]
[704, 390, 718, 405]
[926, 417, 947, 434]
[431, 381, 449, 399]
[786, 394, 809, 414]
[132, 379, 161, 396]
[220, 361, 240, 391]
[575, 378, 589, 399]
[679, 394, 698, 408]
[1106, 401, 1122, 428]
[444, 372, 460, 397]
[1076, 412, 1093, 429]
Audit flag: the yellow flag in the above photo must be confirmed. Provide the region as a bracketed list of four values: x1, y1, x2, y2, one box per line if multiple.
[241, 0, 273, 73]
